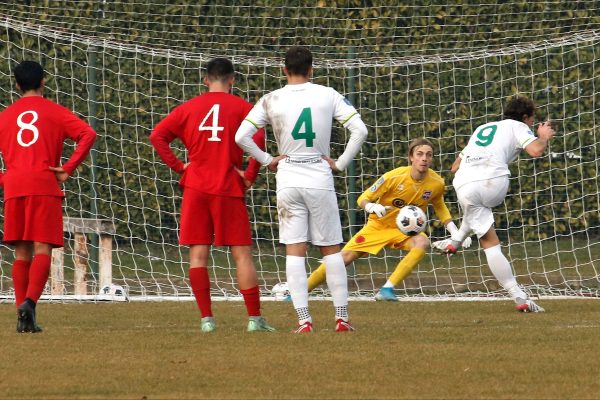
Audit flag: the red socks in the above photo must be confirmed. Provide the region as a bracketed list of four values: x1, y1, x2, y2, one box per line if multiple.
[240, 286, 261, 317]
[25, 254, 51, 303]
[12, 259, 31, 307]
[189, 267, 212, 317]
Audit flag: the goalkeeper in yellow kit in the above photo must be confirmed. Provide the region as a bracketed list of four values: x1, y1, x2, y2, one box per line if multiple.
[307, 137, 472, 301]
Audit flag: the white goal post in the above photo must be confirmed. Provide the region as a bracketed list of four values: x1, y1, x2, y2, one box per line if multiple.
[0, 9, 598, 301]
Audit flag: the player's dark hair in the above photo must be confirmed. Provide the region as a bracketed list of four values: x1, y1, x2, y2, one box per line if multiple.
[503, 96, 535, 122]
[205, 58, 235, 83]
[14, 61, 44, 92]
[408, 137, 434, 158]
[285, 46, 312, 76]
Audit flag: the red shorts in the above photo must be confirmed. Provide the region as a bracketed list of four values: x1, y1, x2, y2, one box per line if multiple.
[3, 195, 64, 247]
[179, 188, 252, 246]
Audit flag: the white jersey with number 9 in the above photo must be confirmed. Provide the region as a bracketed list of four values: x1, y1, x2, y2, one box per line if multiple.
[453, 119, 537, 190]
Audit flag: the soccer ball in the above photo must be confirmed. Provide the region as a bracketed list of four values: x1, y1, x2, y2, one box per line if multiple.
[99, 283, 128, 300]
[396, 205, 427, 236]
[271, 282, 290, 301]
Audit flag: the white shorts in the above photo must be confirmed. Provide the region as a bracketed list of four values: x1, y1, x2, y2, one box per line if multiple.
[455, 176, 509, 238]
[276, 187, 343, 246]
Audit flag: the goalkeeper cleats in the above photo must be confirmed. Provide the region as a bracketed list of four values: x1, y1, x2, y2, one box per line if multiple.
[515, 298, 545, 313]
[247, 316, 276, 332]
[292, 321, 313, 333]
[200, 316, 216, 333]
[16, 300, 42, 333]
[431, 239, 458, 254]
[374, 287, 398, 302]
[335, 319, 355, 332]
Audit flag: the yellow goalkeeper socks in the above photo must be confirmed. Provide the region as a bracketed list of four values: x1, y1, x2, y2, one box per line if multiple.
[388, 247, 426, 287]
[307, 263, 327, 292]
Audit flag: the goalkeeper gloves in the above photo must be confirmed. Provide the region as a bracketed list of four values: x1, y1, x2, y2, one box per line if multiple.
[364, 202, 388, 218]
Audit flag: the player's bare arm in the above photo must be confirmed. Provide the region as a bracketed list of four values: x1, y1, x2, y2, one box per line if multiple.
[235, 167, 252, 189]
[321, 155, 340, 173]
[450, 155, 462, 173]
[524, 121, 555, 158]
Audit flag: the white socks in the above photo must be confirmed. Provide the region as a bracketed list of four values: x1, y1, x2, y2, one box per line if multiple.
[286, 255, 311, 324]
[323, 252, 349, 321]
[484, 244, 527, 300]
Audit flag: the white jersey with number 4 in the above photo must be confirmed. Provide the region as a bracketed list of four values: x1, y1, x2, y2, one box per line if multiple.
[244, 82, 360, 191]
[453, 119, 537, 190]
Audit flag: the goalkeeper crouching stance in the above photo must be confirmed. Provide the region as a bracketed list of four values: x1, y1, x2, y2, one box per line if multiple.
[307, 138, 471, 301]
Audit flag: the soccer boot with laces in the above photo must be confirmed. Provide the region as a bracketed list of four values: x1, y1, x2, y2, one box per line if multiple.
[335, 319, 355, 332]
[292, 321, 313, 333]
[515, 298, 545, 313]
[200, 316, 216, 332]
[374, 287, 398, 302]
[431, 238, 459, 254]
[247, 316, 276, 332]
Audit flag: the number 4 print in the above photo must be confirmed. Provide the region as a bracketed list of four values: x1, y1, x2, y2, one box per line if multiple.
[199, 104, 224, 142]
[291, 107, 316, 147]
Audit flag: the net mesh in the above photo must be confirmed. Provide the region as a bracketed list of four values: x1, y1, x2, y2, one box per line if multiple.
[0, 2, 598, 300]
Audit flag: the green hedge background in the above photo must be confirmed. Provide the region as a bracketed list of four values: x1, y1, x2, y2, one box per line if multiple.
[0, 2, 598, 295]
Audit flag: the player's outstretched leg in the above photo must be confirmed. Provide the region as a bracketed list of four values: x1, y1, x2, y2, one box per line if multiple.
[375, 247, 425, 301]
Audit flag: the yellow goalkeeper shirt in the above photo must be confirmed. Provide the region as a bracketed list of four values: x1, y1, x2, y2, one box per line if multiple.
[357, 166, 452, 229]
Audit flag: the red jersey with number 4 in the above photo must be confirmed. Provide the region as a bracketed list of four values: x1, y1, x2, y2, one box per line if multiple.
[150, 92, 265, 198]
[0, 96, 96, 199]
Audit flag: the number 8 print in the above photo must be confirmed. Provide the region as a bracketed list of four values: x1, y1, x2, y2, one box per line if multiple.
[17, 110, 39, 147]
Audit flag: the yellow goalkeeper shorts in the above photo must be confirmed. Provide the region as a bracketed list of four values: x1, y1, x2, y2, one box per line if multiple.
[344, 221, 427, 254]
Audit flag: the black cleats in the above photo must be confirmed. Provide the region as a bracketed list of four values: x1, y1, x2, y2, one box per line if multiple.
[16, 300, 42, 333]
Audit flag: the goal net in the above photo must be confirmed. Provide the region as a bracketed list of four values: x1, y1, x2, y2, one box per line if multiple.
[0, 3, 598, 301]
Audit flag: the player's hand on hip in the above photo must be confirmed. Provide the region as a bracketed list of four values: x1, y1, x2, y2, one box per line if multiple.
[365, 202, 389, 218]
[321, 155, 340, 173]
[235, 167, 252, 189]
[49, 166, 69, 183]
[268, 155, 286, 172]
[537, 121, 555, 140]
[461, 236, 473, 249]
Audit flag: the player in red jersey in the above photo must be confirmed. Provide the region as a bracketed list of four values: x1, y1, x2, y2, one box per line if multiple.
[0, 61, 96, 333]
[150, 58, 275, 332]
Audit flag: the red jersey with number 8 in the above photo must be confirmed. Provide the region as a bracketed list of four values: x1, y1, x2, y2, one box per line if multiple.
[150, 92, 264, 198]
[0, 96, 96, 199]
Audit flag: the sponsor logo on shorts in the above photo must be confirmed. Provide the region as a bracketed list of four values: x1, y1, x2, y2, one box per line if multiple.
[422, 190, 432, 200]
